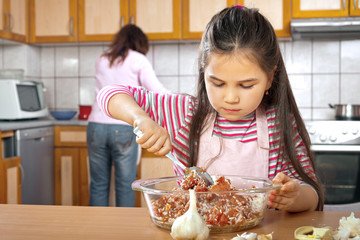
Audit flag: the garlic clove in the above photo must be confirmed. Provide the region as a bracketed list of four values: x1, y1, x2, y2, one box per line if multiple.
[231, 232, 257, 240]
[170, 189, 209, 240]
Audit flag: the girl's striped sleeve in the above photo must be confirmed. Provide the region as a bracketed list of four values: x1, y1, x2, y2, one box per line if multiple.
[97, 84, 132, 117]
[97, 84, 192, 131]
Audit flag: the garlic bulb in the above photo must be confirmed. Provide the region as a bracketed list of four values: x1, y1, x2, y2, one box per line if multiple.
[334, 212, 360, 240]
[170, 189, 209, 240]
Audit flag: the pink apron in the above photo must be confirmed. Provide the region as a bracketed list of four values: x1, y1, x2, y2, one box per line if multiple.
[197, 107, 269, 178]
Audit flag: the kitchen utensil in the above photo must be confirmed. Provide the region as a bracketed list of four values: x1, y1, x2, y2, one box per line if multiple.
[329, 104, 360, 120]
[50, 110, 77, 120]
[132, 175, 281, 233]
[78, 105, 92, 120]
[132, 127, 214, 186]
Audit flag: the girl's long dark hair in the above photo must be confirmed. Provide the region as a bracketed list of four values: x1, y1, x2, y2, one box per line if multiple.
[104, 24, 149, 67]
[189, 6, 324, 211]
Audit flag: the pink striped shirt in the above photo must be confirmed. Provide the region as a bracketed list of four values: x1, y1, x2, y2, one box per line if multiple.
[97, 84, 315, 183]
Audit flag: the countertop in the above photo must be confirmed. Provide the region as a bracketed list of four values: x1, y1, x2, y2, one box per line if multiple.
[0, 204, 357, 240]
[0, 117, 88, 131]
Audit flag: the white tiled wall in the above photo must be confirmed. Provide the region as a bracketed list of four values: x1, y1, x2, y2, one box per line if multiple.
[1, 38, 360, 120]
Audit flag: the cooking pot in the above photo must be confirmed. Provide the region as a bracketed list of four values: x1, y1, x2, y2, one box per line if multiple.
[329, 104, 360, 120]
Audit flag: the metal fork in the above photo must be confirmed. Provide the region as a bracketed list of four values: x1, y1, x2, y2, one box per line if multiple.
[133, 127, 214, 186]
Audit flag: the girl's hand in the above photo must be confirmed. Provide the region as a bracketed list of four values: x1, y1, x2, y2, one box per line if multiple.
[267, 172, 300, 211]
[133, 117, 172, 156]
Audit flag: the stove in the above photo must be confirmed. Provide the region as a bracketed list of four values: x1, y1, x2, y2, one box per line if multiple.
[306, 120, 360, 145]
[305, 121, 360, 211]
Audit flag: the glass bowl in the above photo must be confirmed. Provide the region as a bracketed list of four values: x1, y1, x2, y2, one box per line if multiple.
[132, 175, 279, 233]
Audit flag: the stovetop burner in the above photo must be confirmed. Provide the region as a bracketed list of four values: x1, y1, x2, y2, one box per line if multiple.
[305, 120, 360, 145]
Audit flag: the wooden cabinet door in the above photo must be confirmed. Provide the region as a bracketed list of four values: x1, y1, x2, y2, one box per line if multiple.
[129, 0, 181, 40]
[240, 0, 291, 38]
[54, 126, 87, 148]
[29, 0, 78, 43]
[78, 0, 128, 42]
[54, 148, 80, 206]
[79, 147, 89, 206]
[137, 151, 175, 207]
[0, 0, 4, 38]
[5, 0, 28, 42]
[0, 131, 21, 204]
[0, 0, 27, 42]
[350, 0, 360, 16]
[0, 160, 5, 203]
[182, 0, 235, 39]
[2, 157, 21, 204]
[292, 0, 349, 18]
[54, 126, 89, 206]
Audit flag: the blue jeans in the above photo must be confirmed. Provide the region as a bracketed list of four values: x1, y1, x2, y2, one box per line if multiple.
[87, 122, 138, 207]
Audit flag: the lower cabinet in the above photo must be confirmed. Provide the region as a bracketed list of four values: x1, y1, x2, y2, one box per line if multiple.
[0, 157, 21, 204]
[53, 126, 176, 207]
[54, 126, 89, 206]
[136, 151, 175, 207]
[0, 131, 21, 204]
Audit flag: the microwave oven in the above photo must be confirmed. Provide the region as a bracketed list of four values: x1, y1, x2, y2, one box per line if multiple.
[0, 79, 49, 120]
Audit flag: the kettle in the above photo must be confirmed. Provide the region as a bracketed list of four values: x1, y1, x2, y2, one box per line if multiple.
[78, 105, 92, 120]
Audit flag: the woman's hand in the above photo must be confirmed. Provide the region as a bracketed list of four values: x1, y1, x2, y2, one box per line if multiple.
[133, 117, 172, 156]
[267, 172, 300, 211]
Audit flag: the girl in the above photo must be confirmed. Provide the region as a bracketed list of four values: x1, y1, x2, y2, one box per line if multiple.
[97, 6, 324, 212]
[87, 24, 167, 207]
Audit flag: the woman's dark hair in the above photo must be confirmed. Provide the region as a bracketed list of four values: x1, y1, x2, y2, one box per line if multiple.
[104, 24, 149, 67]
[189, 6, 324, 211]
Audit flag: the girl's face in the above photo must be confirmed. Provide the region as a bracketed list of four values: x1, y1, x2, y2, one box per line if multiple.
[204, 52, 274, 121]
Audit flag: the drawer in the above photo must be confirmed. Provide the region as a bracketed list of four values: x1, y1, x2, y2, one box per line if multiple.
[54, 126, 87, 147]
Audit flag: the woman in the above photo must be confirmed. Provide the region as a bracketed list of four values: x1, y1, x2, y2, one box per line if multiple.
[87, 24, 167, 207]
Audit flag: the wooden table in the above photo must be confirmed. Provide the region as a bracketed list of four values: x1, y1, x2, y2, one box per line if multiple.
[0, 204, 358, 240]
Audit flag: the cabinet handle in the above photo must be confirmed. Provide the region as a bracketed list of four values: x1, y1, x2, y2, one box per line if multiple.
[130, 15, 134, 24]
[9, 13, 13, 32]
[120, 16, 124, 28]
[3, 12, 9, 32]
[343, 0, 346, 9]
[69, 16, 74, 37]
[355, 0, 357, 10]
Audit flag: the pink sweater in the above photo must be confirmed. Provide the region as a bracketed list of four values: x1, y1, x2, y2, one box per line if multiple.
[88, 49, 167, 124]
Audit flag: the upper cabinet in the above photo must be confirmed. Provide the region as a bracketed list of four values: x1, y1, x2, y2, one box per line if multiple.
[0, 0, 28, 42]
[129, 0, 181, 40]
[78, 0, 127, 42]
[29, 0, 78, 43]
[182, 0, 235, 39]
[293, 0, 360, 18]
[239, 0, 291, 38]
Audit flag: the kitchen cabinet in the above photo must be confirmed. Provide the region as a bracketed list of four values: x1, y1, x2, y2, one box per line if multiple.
[182, 0, 291, 39]
[78, 0, 128, 42]
[54, 126, 89, 206]
[30, 0, 180, 43]
[29, 0, 78, 43]
[182, 0, 235, 39]
[0, 0, 28, 42]
[239, 0, 291, 38]
[136, 150, 175, 207]
[129, 0, 181, 40]
[27, 0, 290, 43]
[0, 130, 21, 204]
[293, 0, 360, 18]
